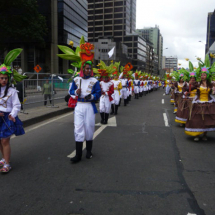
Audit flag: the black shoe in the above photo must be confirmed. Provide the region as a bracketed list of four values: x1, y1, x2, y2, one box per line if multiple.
[86, 151, 93, 159]
[70, 142, 83, 163]
[86, 141, 93, 159]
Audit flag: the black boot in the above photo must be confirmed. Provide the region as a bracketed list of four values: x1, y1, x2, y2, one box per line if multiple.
[119, 98, 121, 106]
[110, 104, 114, 115]
[127, 98, 129, 104]
[124, 99, 127, 106]
[86, 140, 93, 159]
[129, 95, 131, 101]
[115, 105, 118, 115]
[134, 94, 136, 99]
[104, 113, 109, 124]
[100, 112, 105, 124]
[70, 142, 83, 163]
[137, 94, 139, 99]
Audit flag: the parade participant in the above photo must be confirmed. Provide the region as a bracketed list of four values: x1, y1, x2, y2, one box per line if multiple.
[133, 71, 140, 99]
[165, 74, 171, 95]
[175, 68, 197, 126]
[127, 71, 134, 102]
[0, 48, 26, 173]
[185, 55, 215, 141]
[143, 73, 148, 95]
[120, 63, 133, 106]
[94, 61, 114, 124]
[64, 41, 101, 163]
[139, 75, 144, 97]
[171, 71, 186, 114]
[110, 63, 122, 115]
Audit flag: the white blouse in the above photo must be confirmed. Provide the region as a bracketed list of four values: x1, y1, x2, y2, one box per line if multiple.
[0, 86, 21, 117]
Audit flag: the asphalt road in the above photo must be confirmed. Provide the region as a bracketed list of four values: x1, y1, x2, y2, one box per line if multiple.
[0, 88, 214, 215]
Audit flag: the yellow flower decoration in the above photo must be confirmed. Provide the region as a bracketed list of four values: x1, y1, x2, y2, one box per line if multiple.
[69, 41, 74, 47]
[185, 58, 189, 61]
[210, 53, 215, 58]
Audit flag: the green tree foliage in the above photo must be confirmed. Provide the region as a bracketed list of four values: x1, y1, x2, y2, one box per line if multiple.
[0, 0, 48, 53]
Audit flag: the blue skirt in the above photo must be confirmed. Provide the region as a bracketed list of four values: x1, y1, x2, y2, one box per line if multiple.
[0, 112, 25, 139]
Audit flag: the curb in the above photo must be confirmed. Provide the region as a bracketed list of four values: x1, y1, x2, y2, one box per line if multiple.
[22, 108, 74, 127]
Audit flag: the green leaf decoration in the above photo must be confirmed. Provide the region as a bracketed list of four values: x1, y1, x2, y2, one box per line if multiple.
[12, 69, 28, 82]
[189, 61, 194, 72]
[4, 48, 23, 66]
[205, 54, 210, 67]
[80, 36, 85, 45]
[58, 45, 75, 55]
[75, 46, 81, 56]
[57, 54, 80, 61]
[71, 62, 81, 68]
[99, 60, 107, 69]
[68, 69, 75, 74]
[93, 68, 99, 74]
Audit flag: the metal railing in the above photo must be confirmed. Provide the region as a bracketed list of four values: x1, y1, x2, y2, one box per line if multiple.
[19, 73, 71, 113]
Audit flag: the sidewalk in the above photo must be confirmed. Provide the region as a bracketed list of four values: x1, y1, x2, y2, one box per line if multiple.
[18, 101, 72, 127]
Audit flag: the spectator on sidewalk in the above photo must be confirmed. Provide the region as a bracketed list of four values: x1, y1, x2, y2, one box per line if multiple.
[42, 80, 52, 106]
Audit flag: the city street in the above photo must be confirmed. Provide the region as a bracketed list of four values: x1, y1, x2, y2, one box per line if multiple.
[0, 89, 214, 215]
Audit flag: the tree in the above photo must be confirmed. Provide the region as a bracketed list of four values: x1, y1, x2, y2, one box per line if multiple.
[0, 0, 48, 54]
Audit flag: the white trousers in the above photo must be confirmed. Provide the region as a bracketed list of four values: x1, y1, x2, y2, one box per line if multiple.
[121, 87, 128, 99]
[111, 90, 120, 105]
[100, 95, 111, 113]
[129, 87, 132, 95]
[134, 86, 139, 94]
[140, 87, 143, 93]
[74, 102, 95, 142]
[166, 85, 171, 94]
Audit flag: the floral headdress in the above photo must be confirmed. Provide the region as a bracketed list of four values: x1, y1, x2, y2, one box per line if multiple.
[93, 60, 115, 78]
[58, 36, 94, 77]
[0, 49, 28, 84]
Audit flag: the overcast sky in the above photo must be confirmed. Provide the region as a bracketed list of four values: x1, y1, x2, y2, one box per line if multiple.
[136, 0, 214, 68]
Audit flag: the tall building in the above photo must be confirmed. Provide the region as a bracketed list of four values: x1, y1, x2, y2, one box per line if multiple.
[164, 56, 178, 72]
[88, 0, 151, 71]
[2, 0, 88, 74]
[88, 0, 136, 42]
[206, 10, 215, 54]
[136, 25, 163, 73]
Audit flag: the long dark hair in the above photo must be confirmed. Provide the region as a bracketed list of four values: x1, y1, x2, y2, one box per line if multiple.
[0, 74, 11, 98]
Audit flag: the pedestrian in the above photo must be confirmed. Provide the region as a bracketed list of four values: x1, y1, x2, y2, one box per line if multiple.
[0, 61, 25, 173]
[69, 42, 101, 163]
[42, 80, 52, 106]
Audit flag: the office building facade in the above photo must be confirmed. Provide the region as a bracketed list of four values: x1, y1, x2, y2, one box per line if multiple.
[2, 0, 88, 74]
[164, 56, 178, 72]
[206, 10, 215, 54]
[88, 0, 151, 71]
[136, 25, 163, 73]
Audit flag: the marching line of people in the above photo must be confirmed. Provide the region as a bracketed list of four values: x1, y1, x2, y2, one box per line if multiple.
[58, 36, 162, 163]
[0, 37, 163, 173]
[165, 55, 215, 142]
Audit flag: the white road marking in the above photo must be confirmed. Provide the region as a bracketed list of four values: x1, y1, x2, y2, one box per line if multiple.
[162, 99, 164, 104]
[163, 113, 169, 127]
[11, 112, 74, 139]
[187, 213, 197, 215]
[163, 93, 165, 96]
[67, 116, 117, 158]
